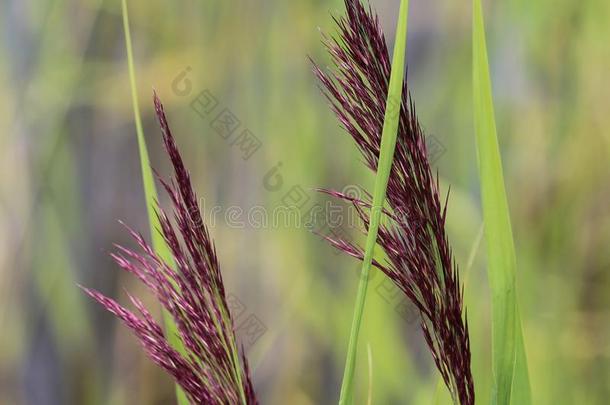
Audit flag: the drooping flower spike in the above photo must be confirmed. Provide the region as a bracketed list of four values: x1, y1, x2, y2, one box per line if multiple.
[84, 93, 258, 405]
[312, 1, 475, 404]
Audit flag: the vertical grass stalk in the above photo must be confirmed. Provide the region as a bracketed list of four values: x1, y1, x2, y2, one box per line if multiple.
[120, 1, 189, 403]
[338, 1, 409, 403]
[472, 1, 532, 404]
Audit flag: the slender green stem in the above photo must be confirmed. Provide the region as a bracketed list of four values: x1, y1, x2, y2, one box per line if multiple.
[120, 1, 189, 404]
[337, 1, 409, 404]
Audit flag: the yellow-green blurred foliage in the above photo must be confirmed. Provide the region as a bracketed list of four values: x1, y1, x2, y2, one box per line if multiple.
[0, 0, 608, 404]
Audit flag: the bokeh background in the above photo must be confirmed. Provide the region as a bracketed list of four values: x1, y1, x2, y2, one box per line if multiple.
[1, 0, 609, 404]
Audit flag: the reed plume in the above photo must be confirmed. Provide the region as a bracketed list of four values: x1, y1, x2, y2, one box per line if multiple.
[312, 1, 475, 403]
[84, 93, 258, 405]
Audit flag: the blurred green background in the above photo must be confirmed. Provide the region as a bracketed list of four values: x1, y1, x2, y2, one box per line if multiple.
[1, 0, 609, 404]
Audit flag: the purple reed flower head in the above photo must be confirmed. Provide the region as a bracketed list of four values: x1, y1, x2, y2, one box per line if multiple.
[83, 93, 258, 405]
[312, 1, 475, 404]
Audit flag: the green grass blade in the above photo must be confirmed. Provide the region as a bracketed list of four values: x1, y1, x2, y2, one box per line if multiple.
[338, 1, 409, 403]
[120, 1, 189, 404]
[511, 309, 531, 404]
[472, 1, 531, 404]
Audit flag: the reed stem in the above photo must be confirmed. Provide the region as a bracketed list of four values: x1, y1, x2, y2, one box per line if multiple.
[337, 1, 409, 403]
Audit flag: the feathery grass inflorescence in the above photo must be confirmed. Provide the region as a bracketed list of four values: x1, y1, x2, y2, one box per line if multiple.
[84, 94, 257, 405]
[312, 1, 474, 403]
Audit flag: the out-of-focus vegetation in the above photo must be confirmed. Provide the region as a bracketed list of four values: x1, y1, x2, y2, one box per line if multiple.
[0, 0, 608, 404]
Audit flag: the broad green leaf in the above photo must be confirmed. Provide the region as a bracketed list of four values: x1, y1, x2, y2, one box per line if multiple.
[338, 1, 410, 404]
[472, 1, 531, 404]
[120, 1, 189, 404]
